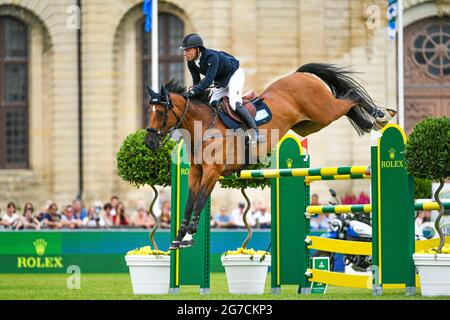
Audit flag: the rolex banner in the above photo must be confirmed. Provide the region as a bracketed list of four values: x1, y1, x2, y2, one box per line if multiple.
[0, 230, 275, 273]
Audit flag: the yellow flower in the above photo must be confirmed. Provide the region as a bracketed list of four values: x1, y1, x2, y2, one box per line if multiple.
[418, 244, 450, 254]
[224, 247, 271, 256]
[126, 245, 170, 256]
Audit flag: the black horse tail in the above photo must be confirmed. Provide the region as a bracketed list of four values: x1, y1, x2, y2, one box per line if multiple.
[296, 63, 377, 135]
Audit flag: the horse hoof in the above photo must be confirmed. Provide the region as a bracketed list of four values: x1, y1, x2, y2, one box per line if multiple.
[180, 239, 195, 248]
[169, 241, 180, 250]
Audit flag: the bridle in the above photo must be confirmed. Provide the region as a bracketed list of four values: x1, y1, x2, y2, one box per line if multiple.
[146, 94, 191, 143]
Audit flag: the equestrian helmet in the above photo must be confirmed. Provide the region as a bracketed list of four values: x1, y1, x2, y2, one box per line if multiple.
[180, 33, 204, 49]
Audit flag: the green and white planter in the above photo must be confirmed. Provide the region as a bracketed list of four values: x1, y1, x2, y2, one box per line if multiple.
[125, 255, 170, 294]
[221, 254, 271, 294]
[413, 253, 450, 296]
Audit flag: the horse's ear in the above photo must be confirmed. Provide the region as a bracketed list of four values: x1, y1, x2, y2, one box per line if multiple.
[145, 83, 158, 99]
[160, 85, 172, 107]
[160, 85, 168, 101]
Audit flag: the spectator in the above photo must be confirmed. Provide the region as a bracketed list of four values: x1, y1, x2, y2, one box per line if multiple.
[35, 200, 53, 223]
[159, 202, 171, 229]
[113, 202, 129, 226]
[415, 210, 432, 226]
[61, 205, 83, 229]
[16, 207, 41, 230]
[311, 193, 334, 230]
[311, 194, 320, 206]
[22, 202, 34, 216]
[251, 199, 263, 215]
[253, 206, 271, 229]
[83, 206, 106, 228]
[318, 212, 334, 230]
[0, 202, 19, 229]
[210, 215, 217, 228]
[102, 203, 114, 227]
[72, 199, 88, 220]
[132, 205, 155, 229]
[214, 205, 233, 228]
[230, 202, 255, 228]
[110, 196, 119, 217]
[131, 200, 146, 220]
[43, 203, 63, 229]
[310, 194, 321, 230]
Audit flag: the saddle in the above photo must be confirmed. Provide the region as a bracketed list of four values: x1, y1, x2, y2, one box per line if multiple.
[217, 90, 272, 130]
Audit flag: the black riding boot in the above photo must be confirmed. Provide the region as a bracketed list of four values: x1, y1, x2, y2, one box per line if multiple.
[235, 102, 264, 144]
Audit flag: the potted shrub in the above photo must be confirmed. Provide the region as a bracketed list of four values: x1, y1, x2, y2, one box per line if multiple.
[125, 246, 170, 294]
[219, 161, 271, 294]
[117, 129, 176, 294]
[405, 116, 450, 296]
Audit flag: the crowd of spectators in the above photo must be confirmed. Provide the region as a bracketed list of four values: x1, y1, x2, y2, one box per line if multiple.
[211, 199, 271, 229]
[2, 192, 376, 232]
[0, 196, 172, 230]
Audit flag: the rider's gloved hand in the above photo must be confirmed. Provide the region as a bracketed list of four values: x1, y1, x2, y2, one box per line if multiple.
[182, 90, 195, 99]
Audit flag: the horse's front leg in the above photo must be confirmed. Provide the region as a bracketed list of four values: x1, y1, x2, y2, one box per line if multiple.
[181, 166, 221, 248]
[169, 165, 202, 250]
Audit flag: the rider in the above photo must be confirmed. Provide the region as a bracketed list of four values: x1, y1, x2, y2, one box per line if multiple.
[180, 33, 262, 143]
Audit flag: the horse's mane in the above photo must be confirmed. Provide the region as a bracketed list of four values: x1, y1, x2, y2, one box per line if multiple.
[164, 79, 211, 105]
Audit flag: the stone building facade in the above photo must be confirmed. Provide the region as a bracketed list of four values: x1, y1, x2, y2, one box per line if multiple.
[0, 0, 448, 213]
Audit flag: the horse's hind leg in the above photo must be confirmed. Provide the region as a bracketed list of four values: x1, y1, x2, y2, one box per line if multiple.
[169, 165, 202, 250]
[181, 166, 221, 248]
[341, 88, 383, 118]
[341, 88, 395, 130]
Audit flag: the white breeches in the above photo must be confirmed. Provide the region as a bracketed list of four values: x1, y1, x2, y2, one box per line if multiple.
[209, 67, 245, 111]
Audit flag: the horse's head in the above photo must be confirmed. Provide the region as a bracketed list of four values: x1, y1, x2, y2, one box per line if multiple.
[144, 84, 186, 151]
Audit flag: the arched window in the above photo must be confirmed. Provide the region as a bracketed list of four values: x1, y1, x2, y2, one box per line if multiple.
[410, 19, 450, 78]
[0, 16, 28, 169]
[141, 13, 185, 126]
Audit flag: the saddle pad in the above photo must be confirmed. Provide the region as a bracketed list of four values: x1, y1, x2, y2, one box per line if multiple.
[219, 99, 272, 130]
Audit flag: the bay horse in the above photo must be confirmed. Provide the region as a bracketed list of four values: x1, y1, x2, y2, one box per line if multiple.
[144, 63, 396, 249]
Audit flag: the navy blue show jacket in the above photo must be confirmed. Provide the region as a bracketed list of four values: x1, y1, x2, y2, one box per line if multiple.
[187, 48, 240, 95]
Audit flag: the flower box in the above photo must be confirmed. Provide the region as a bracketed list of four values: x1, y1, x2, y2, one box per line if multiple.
[125, 253, 170, 294]
[221, 254, 271, 294]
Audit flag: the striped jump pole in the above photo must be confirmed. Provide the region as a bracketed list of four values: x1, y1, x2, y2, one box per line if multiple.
[222, 165, 370, 180]
[306, 202, 450, 215]
[307, 204, 372, 214]
[304, 173, 370, 184]
[414, 202, 450, 211]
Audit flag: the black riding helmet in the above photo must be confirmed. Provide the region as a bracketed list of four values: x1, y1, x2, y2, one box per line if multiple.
[180, 33, 204, 50]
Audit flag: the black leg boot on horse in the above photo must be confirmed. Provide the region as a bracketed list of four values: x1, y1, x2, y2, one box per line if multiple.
[169, 219, 189, 250]
[235, 102, 265, 144]
[180, 215, 200, 248]
[168, 183, 199, 250]
[179, 190, 209, 248]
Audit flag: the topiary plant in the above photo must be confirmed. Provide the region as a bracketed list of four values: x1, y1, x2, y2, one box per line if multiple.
[404, 116, 450, 253]
[116, 129, 176, 250]
[414, 177, 432, 199]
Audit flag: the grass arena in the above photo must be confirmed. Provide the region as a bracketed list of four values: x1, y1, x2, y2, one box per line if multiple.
[0, 0, 449, 305]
